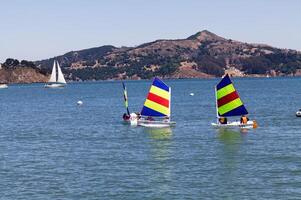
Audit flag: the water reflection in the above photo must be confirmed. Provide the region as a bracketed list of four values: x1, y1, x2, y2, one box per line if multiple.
[217, 129, 243, 168]
[216, 129, 244, 195]
[145, 127, 172, 141]
[218, 128, 243, 145]
[144, 127, 173, 197]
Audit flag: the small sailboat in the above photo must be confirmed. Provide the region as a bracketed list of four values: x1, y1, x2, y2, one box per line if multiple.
[211, 74, 257, 129]
[0, 83, 8, 89]
[122, 82, 131, 122]
[45, 60, 67, 88]
[137, 77, 176, 128]
[121, 82, 141, 126]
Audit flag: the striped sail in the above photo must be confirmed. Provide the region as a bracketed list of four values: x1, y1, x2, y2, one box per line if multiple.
[141, 78, 170, 117]
[216, 74, 248, 117]
[122, 82, 130, 115]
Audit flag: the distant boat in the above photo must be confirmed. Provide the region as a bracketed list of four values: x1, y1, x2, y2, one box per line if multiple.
[121, 82, 141, 126]
[45, 60, 66, 88]
[296, 109, 301, 117]
[122, 82, 132, 123]
[211, 74, 257, 129]
[137, 77, 176, 128]
[0, 84, 8, 89]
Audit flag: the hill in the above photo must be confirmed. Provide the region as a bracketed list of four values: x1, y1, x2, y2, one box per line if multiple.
[0, 59, 48, 83]
[32, 30, 301, 80]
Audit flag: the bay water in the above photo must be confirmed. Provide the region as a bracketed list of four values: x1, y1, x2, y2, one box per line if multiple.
[1, 77, 301, 199]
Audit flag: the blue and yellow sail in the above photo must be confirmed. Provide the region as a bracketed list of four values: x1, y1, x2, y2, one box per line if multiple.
[141, 78, 171, 117]
[122, 82, 130, 115]
[216, 74, 248, 117]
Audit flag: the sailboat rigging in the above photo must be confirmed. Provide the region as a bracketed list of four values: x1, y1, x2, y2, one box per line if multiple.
[45, 60, 67, 88]
[211, 74, 257, 129]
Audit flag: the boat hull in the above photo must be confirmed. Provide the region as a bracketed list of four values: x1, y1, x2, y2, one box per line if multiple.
[0, 84, 8, 89]
[45, 83, 66, 88]
[211, 120, 256, 129]
[296, 111, 301, 117]
[138, 120, 176, 128]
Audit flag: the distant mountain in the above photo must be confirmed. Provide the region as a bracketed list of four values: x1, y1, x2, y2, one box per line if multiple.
[35, 30, 301, 80]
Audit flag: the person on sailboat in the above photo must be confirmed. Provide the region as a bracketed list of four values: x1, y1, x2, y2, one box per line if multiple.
[146, 116, 154, 121]
[135, 112, 141, 119]
[163, 116, 170, 122]
[123, 113, 130, 121]
[219, 117, 227, 124]
[240, 115, 249, 124]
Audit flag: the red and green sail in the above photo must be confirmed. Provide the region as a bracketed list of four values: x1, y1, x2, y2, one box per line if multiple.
[216, 74, 248, 117]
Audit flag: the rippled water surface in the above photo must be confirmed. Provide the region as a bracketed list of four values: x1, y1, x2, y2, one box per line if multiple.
[1, 77, 301, 199]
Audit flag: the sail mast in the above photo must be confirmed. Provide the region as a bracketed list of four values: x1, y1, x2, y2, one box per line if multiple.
[215, 86, 219, 124]
[169, 87, 171, 120]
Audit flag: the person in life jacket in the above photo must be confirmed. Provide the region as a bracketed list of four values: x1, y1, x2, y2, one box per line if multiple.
[219, 117, 227, 124]
[240, 115, 249, 124]
[123, 113, 130, 120]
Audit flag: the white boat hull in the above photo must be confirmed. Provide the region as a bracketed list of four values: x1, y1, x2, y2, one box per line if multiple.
[0, 84, 8, 89]
[211, 120, 256, 129]
[45, 83, 65, 88]
[138, 120, 176, 128]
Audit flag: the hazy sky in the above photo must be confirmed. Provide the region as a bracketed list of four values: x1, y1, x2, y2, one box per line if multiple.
[0, 0, 300, 62]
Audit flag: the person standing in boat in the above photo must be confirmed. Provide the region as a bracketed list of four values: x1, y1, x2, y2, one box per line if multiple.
[240, 115, 249, 124]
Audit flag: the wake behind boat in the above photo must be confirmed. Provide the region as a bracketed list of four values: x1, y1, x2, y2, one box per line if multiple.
[45, 60, 67, 88]
[211, 74, 257, 129]
[137, 77, 176, 128]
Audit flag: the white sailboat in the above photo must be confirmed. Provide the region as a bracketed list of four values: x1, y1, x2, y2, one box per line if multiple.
[0, 83, 8, 89]
[45, 60, 67, 88]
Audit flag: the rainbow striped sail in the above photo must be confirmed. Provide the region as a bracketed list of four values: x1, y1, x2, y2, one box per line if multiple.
[216, 74, 248, 117]
[141, 78, 171, 117]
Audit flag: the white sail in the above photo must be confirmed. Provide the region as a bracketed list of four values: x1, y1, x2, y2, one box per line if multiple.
[48, 61, 57, 83]
[56, 61, 66, 84]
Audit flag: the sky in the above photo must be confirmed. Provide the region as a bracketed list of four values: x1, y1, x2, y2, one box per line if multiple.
[0, 0, 300, 62]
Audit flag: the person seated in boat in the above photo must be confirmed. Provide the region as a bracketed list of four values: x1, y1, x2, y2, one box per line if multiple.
[123, 113, 130, 121]
[218, 117, 227, 124]
[240, 115, 249, 124]
[146, 116, 154, 121]
[163, 116, 170, 122]
[136, 112, 141, 119]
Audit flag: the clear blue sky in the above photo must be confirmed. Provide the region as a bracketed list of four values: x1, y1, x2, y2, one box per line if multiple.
[0, 0, 300, 62]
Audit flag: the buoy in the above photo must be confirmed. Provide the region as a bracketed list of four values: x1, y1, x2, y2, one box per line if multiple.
[77, 100, 83, 105]
[190, 93, 194, 96]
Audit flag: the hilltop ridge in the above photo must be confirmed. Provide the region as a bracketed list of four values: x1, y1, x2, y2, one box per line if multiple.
[3, 30, 301, 82]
